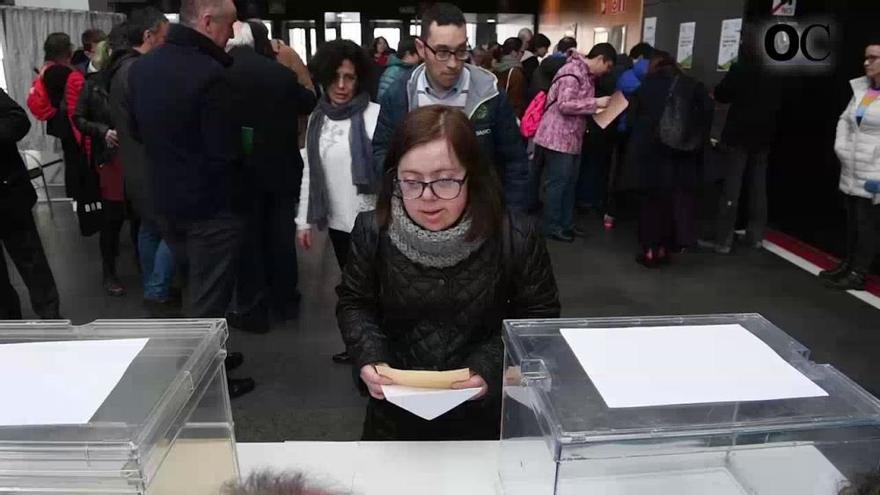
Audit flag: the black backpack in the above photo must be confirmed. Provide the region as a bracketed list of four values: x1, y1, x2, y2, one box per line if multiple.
[657, 75, 705, 152]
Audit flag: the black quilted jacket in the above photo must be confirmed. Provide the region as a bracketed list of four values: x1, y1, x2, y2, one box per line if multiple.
[337, 210, 561, 398]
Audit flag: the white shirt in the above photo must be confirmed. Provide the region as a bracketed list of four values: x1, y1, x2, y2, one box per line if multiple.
[296, 102, 381, 233]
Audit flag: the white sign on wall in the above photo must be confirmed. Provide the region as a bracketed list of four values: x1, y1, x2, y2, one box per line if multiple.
[717, 18, 742, 71]
[643, 17, 657, 46]
[677, 21, 696, 69]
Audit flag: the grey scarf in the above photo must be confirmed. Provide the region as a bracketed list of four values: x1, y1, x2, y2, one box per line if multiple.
[388, 197, 485, 268]
[306, 92, 374, 229]
[494, 54, 523, 74]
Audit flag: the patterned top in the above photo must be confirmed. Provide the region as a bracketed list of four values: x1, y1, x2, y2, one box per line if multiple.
[856, 87, 880, 126]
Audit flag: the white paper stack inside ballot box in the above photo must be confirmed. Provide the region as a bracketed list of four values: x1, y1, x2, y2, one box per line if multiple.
[499, 314, 880, 495]
[0, 319, 239, 494]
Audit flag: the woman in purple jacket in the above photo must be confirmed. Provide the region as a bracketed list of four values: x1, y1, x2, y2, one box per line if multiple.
[533, 43, 615, 242]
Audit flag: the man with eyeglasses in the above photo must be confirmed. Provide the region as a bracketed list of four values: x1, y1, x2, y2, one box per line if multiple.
[373, 2, 530, 212]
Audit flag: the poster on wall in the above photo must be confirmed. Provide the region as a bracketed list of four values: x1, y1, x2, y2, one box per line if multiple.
[677, 22, 696, 69]
[643, 17, 657, 46]
[717, 18, 742, 71]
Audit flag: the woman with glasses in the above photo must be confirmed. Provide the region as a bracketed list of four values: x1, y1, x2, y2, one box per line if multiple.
[337, 106, 560, 441]
[822, 37, 880, 290]
[296, 39, 379, 364]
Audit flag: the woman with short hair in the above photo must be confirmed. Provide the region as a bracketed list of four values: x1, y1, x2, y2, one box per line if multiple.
[337, 105, 560, 441]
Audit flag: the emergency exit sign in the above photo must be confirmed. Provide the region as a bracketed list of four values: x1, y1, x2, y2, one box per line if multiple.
[609, 0, 626, 14]
[772, 0, 796, 16]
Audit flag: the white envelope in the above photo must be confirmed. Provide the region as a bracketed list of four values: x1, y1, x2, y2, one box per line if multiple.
[381, 385, 482, 421]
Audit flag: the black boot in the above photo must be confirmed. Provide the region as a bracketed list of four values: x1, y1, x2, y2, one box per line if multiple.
[819, 261, 850, 281]
[825, 270, 866, 291]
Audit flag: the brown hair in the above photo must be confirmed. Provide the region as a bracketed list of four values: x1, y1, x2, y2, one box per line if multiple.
[649, 49, 680, 75]
[376, 106, 504, 241]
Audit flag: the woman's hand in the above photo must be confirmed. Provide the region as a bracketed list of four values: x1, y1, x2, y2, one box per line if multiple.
[595, 96, 612, 109]
[105, 129, 119, 147]
[361, 364, 394, 400]
[451, 373, 488, 400]
[296, 228, 312, 250]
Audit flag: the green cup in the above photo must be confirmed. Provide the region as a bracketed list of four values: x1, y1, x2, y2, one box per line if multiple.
[241, 126, 254, 156]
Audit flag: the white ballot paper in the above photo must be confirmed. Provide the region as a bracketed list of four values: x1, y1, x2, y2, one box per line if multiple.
[382, 385, 482, 420]
[0, 338, 149, 426]
[561, 324, 828, 408]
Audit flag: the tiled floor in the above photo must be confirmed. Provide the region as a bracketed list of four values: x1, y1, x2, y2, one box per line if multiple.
[6, 203, 880, 441]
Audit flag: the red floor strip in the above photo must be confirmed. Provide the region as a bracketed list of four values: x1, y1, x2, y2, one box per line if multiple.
[764, 229, 880, 296]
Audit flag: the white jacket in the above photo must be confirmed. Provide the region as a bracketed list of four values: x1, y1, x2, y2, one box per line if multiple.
[835, 77, 880, 202]
[296, 102, 381, 233]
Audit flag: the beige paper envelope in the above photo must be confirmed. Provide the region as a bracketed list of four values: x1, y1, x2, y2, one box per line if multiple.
[375, 365, 471, 389]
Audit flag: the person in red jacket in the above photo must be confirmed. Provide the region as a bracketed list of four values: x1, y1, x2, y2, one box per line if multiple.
[27, 33, 89, 202]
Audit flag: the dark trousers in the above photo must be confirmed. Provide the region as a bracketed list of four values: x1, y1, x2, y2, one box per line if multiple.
[541, 148, 580, 236]
[99, 200, 125, 274]
[328, 228, 351, 270]
[159, 212, 244, 318]
[639, 188, 696, 250]
[0, 211, 60, 319]
[845, 195, 880, 273]
[715, 147, 769, 248]
[233, 194, 299, 320]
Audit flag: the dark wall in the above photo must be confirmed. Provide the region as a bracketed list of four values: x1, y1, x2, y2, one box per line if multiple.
[645, 0, 879, 266]
[643, 0, 746, 89]
[744, 0, 880, 261]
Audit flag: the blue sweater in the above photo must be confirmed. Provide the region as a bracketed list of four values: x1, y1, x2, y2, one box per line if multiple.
[616, 58, 650, 133]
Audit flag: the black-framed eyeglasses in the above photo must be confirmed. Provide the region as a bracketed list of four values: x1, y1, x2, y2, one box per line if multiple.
[393, 174, 469, 200]
[422, 41, 471, 62]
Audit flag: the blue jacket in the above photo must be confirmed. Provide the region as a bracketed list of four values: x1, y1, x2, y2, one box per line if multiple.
[377, 55, 414, 101]
[616, 58, 650, 133]
[129, 24, 242, 220]
[373, 64, 530, 211]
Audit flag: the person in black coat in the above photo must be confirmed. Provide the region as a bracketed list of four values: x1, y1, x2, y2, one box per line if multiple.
[0, 89, 61, 319]
[625, 51, 713, 267]
[703, 47, 782, 254]
[225, 21, 316, 332]
[337, 106, 560, 441]
[73, 23, 130, 297]
[129, 0, 254, 399]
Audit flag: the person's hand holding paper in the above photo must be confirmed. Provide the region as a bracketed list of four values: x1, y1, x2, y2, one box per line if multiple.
[371, 365, 485, 421]
[360, 364, 395, 400]
[592, 90, 629, 129]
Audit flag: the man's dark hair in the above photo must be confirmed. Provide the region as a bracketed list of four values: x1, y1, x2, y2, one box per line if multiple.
[499, 37, 523, 57]
[420, 2, 465, 41]
[867, 33, 880, 47]
[556, 36, 577, 54]
[310, 39, 374, 93]
[108, 22, 131, 52]
[247, 20, 275, 59]
[398, 36, 417, 56]
[587, 42, 618, 62]
[629, 42, 653, 60]
[44, 33, 73, 62]
[127, 7, 168, 47]
[81, 28, 107, 52]
[531, 33, 551, 52]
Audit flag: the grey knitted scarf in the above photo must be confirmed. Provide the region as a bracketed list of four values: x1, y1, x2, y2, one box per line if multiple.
[388, 197, 485, 268]
[306, 92, 374, 229]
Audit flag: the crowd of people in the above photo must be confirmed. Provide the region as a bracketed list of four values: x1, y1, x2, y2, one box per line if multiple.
[0, 0, 879, 443]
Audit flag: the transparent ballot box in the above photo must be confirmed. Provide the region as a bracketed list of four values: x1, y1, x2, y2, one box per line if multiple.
[499, 314, 880, 495]
[0, 319, 238, 494]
